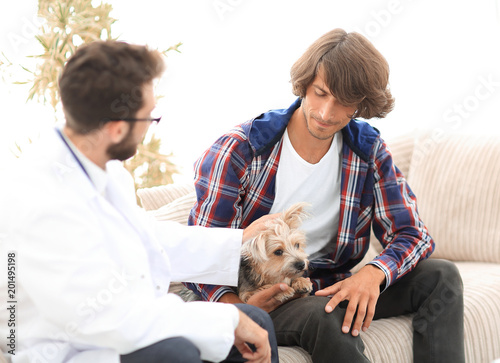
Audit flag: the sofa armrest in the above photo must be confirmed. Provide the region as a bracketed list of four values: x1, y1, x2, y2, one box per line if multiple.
[137, 182, 194, 211]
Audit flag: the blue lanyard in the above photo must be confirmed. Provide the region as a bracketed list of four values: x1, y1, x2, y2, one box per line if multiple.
[55, 128, 92, 182]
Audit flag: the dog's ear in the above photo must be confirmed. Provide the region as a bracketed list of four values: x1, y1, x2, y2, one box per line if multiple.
[241, 233, 269, 264]
[281, 202, 310, 230]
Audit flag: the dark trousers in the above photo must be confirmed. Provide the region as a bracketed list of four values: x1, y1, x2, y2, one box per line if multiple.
[121, 304, 279, 363]
[269, 259, 465, 363]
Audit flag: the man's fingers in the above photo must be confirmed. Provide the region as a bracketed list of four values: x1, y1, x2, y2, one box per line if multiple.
[238, 347, 268, 363]
[362, 298, 377, 332]
[242, 213, 281, 242]
[256, 283, 288, 304]
[319, 281, 345, 314]
[234, 341, 252, 357]
[350, 296, 368, 337]
[315, 283, 340, 297]
[323, 287, 345, 313]
[342, 296, 377, 336]
[317, 266, 383, 336]
[264, 283, 288, 298]
[246, 283, 289, 313]
[239, 338, 270, 363]
[238, 344, 264, 363]
[340, 297, 359, 334]
[234, 311, 271, 362]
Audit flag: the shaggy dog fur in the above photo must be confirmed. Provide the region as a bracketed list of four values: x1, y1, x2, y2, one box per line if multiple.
[238, 202, 313, 303]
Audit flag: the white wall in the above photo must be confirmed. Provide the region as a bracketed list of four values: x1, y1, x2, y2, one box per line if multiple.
[1, 0, 499, 181]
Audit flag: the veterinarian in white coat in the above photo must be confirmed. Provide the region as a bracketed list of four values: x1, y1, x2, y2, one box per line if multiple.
[0, 41, 276, 363]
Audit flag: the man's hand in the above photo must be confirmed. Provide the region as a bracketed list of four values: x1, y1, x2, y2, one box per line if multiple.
[234, 310, 272, 363]
[246, 283, 294, 313]
[219, 284, 294, 313]
[315, 265, 385, 336]
[242, 213, 280, 243]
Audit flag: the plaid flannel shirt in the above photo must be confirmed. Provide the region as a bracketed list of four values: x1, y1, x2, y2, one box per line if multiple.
[186, 98, 434, 302]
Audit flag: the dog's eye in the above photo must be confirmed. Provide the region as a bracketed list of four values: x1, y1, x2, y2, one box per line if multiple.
[295, 243, 300, 249]
[274, 250, 284, 256]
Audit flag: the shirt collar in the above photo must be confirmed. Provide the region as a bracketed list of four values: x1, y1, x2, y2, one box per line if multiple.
[248, 97, 302, 156]
[249, 97, 346, 157]
[246, 97, 379, 162]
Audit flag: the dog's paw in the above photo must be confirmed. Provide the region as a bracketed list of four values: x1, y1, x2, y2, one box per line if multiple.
[292, 277, 313, 296]
[240, 285, 282, 303]
[239, 291, 253, 303]
[275, 285, 297, 303]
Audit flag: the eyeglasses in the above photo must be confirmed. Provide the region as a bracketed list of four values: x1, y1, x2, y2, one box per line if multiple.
[103, 116, 162, 124]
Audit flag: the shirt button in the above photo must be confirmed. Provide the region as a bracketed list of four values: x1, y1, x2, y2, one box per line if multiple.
[140, 275, 145, 279]
[156, 286, 161, 290]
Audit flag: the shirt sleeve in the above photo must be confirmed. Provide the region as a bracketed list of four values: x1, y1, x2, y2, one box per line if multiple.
[109, 158, 244, 288]
[367, 138, 435, 290]
[154, 220, 243, 287]
[186, 134, 249, 301]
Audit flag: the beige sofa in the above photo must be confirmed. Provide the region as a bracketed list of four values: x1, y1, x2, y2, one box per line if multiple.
[138, 131, 500, 363]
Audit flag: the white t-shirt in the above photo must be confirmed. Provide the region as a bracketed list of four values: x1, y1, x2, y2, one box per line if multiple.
[270, 129, 342, 259]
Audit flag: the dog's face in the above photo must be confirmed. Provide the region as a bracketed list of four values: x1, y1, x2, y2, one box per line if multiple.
[241, 203, 310, 285]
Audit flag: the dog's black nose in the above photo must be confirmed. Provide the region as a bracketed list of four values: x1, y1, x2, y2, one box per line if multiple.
[294, 261, 306, 271]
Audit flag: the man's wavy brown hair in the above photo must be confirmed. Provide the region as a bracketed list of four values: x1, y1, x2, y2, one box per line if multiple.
[290, 29, 395, 119]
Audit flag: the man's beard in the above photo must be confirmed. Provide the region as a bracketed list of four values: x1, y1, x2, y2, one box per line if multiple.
[303, 107, 337, 141]
[106, 123, 138, 161]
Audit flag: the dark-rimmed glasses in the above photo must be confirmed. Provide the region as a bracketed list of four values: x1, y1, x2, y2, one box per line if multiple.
[103, 116, 162, 124]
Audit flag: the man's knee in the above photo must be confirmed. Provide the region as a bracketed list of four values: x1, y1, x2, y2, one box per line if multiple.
[419, 259, 463, 298]
[293, 297, 366, 359]
[430, 259, 464, 314]
[438, 259, 463, 286]
[410, 260, 464, 337]
[120, 337, 201, 363]
[411, 259, 462, 320]
[235, 303, 273, 330]
[293, 297, 351, 338]
[164, 337, 202, 362]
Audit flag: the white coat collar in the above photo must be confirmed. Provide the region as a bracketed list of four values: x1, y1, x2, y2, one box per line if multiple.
[57, 128, 109, 197]
[52, 128, 150, 238]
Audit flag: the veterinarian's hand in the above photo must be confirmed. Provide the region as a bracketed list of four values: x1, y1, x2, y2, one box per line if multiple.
[234, 309, 272, 362]
[315, 265, 385, 337]
[247, 283, 293, 313]
[242, 213, 281, 243]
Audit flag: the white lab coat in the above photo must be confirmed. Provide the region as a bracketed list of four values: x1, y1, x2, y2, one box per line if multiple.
[0, 129, 242, 363]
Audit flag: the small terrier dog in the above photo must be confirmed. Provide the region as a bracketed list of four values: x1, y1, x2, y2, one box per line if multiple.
[237, 202, 313, 303]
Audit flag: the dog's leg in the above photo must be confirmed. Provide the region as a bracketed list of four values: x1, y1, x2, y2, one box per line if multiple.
[273, 285, 297, 303]
[241, 284, 297, 303]
[291, 277, 313, 297]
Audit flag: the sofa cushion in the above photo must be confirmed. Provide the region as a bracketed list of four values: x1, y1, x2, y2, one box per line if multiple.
[458, 262, 500, 362]
[407, 133, 500, 263]
[362, 314, 414, 362]
[384, 132, 415, 180]
[277, 347, 312, 363]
